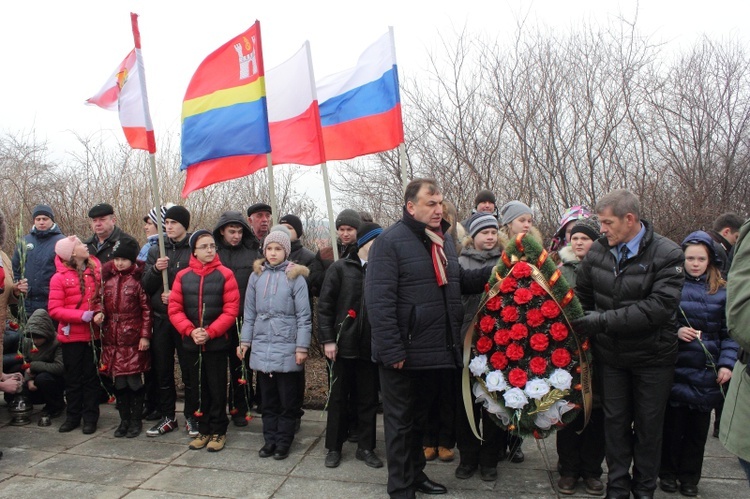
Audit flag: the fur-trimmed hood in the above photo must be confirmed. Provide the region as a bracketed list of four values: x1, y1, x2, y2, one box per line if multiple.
[558, 244, 579, 266]
[253, 258, 309, 279]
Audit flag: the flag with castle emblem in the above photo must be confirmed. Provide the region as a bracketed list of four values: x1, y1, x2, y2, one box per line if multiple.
[181, 21, 271, 196]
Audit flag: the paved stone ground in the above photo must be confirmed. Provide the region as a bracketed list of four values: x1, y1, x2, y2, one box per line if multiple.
[0, 403, 746, 498]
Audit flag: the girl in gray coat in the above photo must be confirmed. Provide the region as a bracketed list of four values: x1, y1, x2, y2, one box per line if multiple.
[238, 228, 311, 460]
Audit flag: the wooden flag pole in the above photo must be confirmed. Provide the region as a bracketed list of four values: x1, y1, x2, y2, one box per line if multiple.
[320, 161, 339, 261]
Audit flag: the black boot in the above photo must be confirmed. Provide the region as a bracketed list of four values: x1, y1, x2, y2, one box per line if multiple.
[127, 388, 145, 438]
[114, 390, 131, 438]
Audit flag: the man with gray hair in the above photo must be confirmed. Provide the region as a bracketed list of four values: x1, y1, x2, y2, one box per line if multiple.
[574, 189, 685, 499]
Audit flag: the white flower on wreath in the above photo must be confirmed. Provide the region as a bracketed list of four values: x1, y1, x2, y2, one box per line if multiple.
[548, 369, 573, 391]
[469, 355, 489, 377]
[503, 387, 529, 409]
[524, 378, 551, 400]
[534, 399, 577, 430]
[485, 370, 507, 392]
[472, 382, 511, 425]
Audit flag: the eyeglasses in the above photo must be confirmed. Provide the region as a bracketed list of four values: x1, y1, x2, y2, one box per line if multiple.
[195, 244, 217, 251]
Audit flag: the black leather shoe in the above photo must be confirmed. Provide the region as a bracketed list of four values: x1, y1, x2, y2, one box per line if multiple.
[258, 444, 276, 458]
[273, 447, 290, 460]
[509, 447, 524, 463]
[355, 448, 383, 468]
[455, 463, 477, 479]
[659, 478, 678, 493]
[479, 465, 497, 482]
[58, 420, 80, 433]
[415, 478, 447, 495]
[82, 422, 97, 434]
[679, 483, 698, 497]
[144, 409, 161, 421]
[325, 450, 342, 468]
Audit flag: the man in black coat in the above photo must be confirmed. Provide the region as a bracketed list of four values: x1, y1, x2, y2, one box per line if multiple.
[85, 203, 134, 264]
[707, 212, 743, 277]
[365, 179, 492, 499]
[574, 189, 685, 499]
[213, 211, 260, 425]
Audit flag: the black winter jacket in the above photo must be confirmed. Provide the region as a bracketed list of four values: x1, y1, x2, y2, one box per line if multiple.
[85, 226, 134, 264]
[576, 220, 685, 367]
[317, 251, 371, 359]
[142, 234, 192, 317]
[213, 212, 259, 308]
[366, 211, 492, 370]
[311, 239, 357, 297]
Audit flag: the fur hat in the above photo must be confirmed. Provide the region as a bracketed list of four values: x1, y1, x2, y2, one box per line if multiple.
[111, 236, 140, 263]
[55, 235, 80, 261]
[88, 203, 114, 218]
[32, 204, 54, 221]
[164, 205, 190, 231]
[263, 227, 291, 258]
[189, 229, 212, 254]
[468, 212, 499, 238]
[336, 209, 361, 230]
[247, 203, 272, 217]
[570, 218, 601, 242]
[500, 201, 533, 226]
[278, 214, 303, 238]
[357, 222, 383, 248]
[474, 190, 496, 207]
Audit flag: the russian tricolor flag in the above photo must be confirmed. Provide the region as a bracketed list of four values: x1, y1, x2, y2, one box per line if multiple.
[317, 28, 404, 161]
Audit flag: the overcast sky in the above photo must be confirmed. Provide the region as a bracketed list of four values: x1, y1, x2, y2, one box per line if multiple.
[1, 0, 748, 204]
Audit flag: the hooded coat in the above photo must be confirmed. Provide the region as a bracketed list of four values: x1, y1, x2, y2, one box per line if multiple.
[241, 259, 311, 373]
[21, 309, 63, 377]
[12, 221, 64, 316]
[212, 211, 259, 308]
[101, 260, 153, 377]
[142, 233, 192, 316]
[48, 255, 102, 343]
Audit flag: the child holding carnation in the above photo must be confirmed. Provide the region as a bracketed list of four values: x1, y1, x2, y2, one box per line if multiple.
[48, 235, 104, 434]
[454, 213, 505, 481]
[239, 227, 311, 461]
[658, 231, 737, 497]
[100, 236, 152, 438]
[169, 230, 240, 452]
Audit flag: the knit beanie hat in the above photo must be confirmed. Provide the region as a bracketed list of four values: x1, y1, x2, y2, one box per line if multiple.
[570, 218, 601, 242]
[32, 204, 54, 221]
[335, 209, 362, 230]
[164, 205, 190, 231]
[278, 214, 303, 238]
[55, 235, 80, 261]
[474, 190, 496, 208]
[357, 222, 383, 248]
[110, 236, 140, 263]
[500, 201, 533, 226]
[144, 203, 173, 230]
[263, 227, 291, 258]
[189, 229, 212, 254]
[468, 212, 499, 238]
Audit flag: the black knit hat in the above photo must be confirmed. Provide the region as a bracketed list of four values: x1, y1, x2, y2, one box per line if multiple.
[570, 218, 601, 242]
[32, 204, 54, 221]
[336, 209, 362, 230]
[164, 205, 190, 231]
[357, 222, 383, 248]
[189, 229, 212, 254]
[88, 203, 114, 218]
[278, 214, 303, 238]
[474, 190, 496, 208]
[247, 203, 272, 217]
[110, 236, 140, 263]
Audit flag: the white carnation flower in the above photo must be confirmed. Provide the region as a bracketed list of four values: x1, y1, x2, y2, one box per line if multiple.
[503, 387, 529, 409]
[524, 378, 551, 400]
[485, 370, 507, 392]
[469, 355, 489, 377]
[548, 369, 573, 391]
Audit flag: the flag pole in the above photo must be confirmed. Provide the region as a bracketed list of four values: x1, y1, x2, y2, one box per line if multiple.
[388, 26, 408, 194]
[131, 12, 168, 292]
[267, 153, 277, 226]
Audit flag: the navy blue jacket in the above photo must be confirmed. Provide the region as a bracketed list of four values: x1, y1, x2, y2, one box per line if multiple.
[12, 224, 65, 316]
[366, 211, 491, 370]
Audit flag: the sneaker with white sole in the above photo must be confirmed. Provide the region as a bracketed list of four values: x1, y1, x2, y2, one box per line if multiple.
[146, 417, 177, 437]
[185, 418, 199, 438]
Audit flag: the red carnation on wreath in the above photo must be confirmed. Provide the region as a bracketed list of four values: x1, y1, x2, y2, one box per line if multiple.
[476, 336, 493, 354]
[529, 333, 549, 352]
[486, 295, 502, 311]
[494, 329, 511, 346]
[550, 322, 569, 341]
[551, 348, 572, 368]
[526, 308, 545, 327]
[508, 367, 527, 387]
[501, 306, 519, 323]
[509, 323, 528, 340]
[529, 356, 548, 375]
[511, 261, 532, 278]
[505, 343, 524, 361]
[490, 351, 508, 370]
[541, 300, 561, 319]
[529, 281, 547, 297]
[513, 287, 533, 305]
[500, 276, 518, 293]
[479, 315, 495, 333]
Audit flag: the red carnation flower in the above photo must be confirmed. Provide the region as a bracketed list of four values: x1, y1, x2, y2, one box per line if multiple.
[486, 295, 502, 311]
[509, 323, 528, 341]
[479, 315, 496, 333]
[14, 353, 23, 360]
[245, 414, 253, 422]
[551, 348, 572, 368]
[348, 309, 357, 318]
[21, 362, 31, 370]
[529, 356, 548, 375]
[530, 333, 549, 352]
[511, 261, 532, 278]
[99, 364, 108, 373]
[229, 408, 239, 416]
[501, 306, 519, 323]
[31, 346, 39, 353]
[508, 367, 528, 388]
[108, 396, 116, 404]
[490, 351, 508, 370]
[8, 320, 19, 331]
[476, 336, 493, 354]
[541, 300, 561, 319]
[500, 276, 518, 293]
[513, 288, 533, 305]
[506, 343, 525, 361]
[526, 309, 545, 328]
[582, 338, 591, 351]
[529, 282, 547, 297]
[194, 410, 204, 417]
[494, 329, 511, 346]
[550, 322, 569, 341]
[237, 378, 248, 385]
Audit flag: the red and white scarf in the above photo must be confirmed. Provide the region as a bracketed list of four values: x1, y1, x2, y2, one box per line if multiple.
[426, 227, 448, 286]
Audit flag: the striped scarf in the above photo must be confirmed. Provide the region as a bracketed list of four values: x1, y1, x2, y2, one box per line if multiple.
[426, 227, 448, 286]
